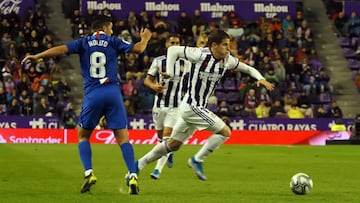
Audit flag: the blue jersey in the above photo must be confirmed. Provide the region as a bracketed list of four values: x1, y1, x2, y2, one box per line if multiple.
[66, 32, 134, 129]
[66, 31, 134, 94]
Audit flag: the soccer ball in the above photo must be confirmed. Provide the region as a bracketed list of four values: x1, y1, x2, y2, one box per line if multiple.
[290, 173, 313, 195]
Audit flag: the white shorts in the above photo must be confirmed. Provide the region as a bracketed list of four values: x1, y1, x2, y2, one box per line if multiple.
[171, 102, 226, 143]
[152, 107, 179, 130]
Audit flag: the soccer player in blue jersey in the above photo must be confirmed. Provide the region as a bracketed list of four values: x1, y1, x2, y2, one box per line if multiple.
[22, 15, 152, 194]
[135, 30, 275, 181]
[144, 34, 191, 179]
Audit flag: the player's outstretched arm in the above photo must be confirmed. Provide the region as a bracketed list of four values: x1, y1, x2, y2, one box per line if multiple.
[21, 45, 69, 63]
[166, 46, 186, 78]
[234, 59, 275, 91]
[131, 28, 152, 54]
[256, 79, 275, 91]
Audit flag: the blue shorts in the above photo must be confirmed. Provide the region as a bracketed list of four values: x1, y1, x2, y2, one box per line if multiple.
[78, 84, 127, 129]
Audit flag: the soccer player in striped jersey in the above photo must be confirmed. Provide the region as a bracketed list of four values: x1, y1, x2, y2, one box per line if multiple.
[22, 15, 152, 194]
[144, 34, 191, 179]
[135, 30, 274, 181]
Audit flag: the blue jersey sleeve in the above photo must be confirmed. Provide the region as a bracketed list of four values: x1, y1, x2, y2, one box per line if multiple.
[112, 37, 134, 54]
[66, 38, 83, 54]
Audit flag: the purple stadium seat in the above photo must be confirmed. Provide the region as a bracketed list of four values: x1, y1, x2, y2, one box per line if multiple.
[134, 79, 143, 89]
[207, 103, 217, 112]
[293, 91, 301, 99]
[226, 91, 239, 103]
[278, 81, 288, 91]
[215, 82, 223, 91]
[309, 59, 323, 73]
[215, 91, 226, 100]
[323, 103, 331, 112]
[343, 48, 356, 58]
[352, 70, 359, 80]
[348, 59, 360, 70]
[319, 92, 332, 103]
[350, 37, 359, 48]
[223, 80, 237, 91]
[339, 37, 350, 47]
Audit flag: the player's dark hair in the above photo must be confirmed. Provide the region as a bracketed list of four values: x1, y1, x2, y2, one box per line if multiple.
[92, 15, 112, 31]
[166, 33, 180, 42]
[207, 30, 229, 47]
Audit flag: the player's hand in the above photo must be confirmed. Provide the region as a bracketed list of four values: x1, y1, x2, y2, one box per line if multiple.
[139, 28, 152, 42]
[152, 83, 165, 93]
[160, 72, 171, 79]
[257, 79, 275, 91]
[21, 55, 38, 64]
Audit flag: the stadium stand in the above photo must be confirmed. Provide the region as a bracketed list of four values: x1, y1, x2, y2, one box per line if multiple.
[0, 1, 68, 118]
[322, 0, 360, 118]
[3, 0, 359, 120]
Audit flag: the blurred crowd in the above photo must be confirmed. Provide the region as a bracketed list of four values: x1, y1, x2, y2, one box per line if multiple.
[0, 4, 73, 126]
[0, 1, 345, 124]
[325, 0, 360, 92]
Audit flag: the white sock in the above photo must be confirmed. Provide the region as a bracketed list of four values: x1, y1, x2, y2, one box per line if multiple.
[194, 134, 228, 162]
[138, 141, 170, 170]
[154, 153, 170, 172]
[129, 173, 138, 179]
[85, 169, 93, 177]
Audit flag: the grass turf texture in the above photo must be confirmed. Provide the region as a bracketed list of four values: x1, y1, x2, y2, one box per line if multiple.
[0, 144, 359, 203]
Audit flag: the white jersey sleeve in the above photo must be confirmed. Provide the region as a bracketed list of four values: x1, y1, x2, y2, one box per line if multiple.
[228, 55, 265, 81]
[147, 57, 160, 77]
[166, 46, 184, 77]
[166, 46, 203, 77]
[183, 46, 202, 62]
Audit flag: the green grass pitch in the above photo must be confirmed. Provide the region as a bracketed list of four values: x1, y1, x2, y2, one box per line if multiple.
[0, 144, 359, 203]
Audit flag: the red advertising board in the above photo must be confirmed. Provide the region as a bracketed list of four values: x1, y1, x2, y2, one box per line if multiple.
[0, 129, 65, 144]
[0, 129, 351, 145]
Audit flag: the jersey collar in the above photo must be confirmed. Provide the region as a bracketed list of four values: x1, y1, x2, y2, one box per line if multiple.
[92, 31, 105, 36]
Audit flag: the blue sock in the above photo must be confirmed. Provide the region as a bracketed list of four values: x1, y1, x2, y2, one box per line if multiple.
[78, 141, 92, 171]
[120, 142, 135, 173]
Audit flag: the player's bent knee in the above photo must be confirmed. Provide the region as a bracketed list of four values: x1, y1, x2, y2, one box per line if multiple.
[168, 139, 182, 151]
[78, 127, 92, 141]
[162, 127, 173, 138]
[219, 125, 231, 138]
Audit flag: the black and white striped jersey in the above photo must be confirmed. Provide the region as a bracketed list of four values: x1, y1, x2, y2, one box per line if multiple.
[167, 46, 264, 107]
[147, 55, 190, 108]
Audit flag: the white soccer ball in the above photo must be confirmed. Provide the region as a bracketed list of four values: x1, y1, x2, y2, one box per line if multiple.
[290, 173, 313, 195]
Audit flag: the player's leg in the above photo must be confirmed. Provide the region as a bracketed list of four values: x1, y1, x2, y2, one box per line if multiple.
[150, 107, 165, 179]
[78, 91, 103, 193]
[137, 116, 194, 171]
[150, 127, 173, 179]
[185, 106, 231, 181]
[106, 87, 138, 194]
[78, 127, 98, 193]
[113, 128, 139, 194]
[163, 108, 179, 169]
[193, 124, 230, 162]
[150, 108, 177, 179]
[164, 127, 175, 168]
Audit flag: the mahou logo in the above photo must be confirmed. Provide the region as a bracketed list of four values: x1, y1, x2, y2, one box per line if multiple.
[0, 134, 7, 143]
[0, 0, 22, 15]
